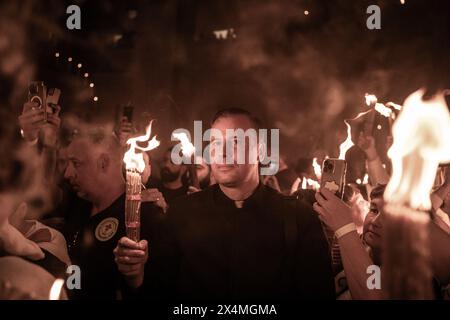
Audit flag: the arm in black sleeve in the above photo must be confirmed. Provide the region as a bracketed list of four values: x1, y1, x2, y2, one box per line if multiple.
[294, 201, 335, 299]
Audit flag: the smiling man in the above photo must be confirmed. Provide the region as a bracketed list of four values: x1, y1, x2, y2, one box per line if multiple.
[116, 108, 335, 300]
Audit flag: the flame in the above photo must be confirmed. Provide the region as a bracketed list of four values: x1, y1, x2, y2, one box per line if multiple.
[365, 93, 378, 107]
[301, 177, 307, 190]
[363, 173, 369, 185]
[366, 93, 397, 119]
[307, 178, 320, 190]
[49, 279, 65, 300]
[312, 158, 322, 180]
[386, 102, 402, 111]
[172, 132, 196, 157]
[123, 121, 160, 172]
[374, 103, 393, 118]
[339, 121, 354, 160]
[290, 177, 302, 194]
[384, 89, 450, 210]
[338, 109, 370, 160]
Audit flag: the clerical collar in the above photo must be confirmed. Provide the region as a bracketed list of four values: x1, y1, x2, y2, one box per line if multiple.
[212, 183, 265, 210]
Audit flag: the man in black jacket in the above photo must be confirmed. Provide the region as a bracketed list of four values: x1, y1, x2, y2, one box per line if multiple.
[63, 126, 163, 299]
[115, 108, 335, 300]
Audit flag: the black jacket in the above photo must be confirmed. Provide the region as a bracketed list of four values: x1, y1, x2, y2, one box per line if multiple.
[66, 193, 163, 300]
[144, 183, 335, 300]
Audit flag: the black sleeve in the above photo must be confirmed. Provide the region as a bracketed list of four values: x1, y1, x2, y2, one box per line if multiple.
[139, 202, 181, 300]
[294, 201, 335, 299]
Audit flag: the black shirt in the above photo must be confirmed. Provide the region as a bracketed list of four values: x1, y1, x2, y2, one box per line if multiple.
[145, 183, 335, 300]
[66, 193, 163, 300]
[146, 179, 188, 204]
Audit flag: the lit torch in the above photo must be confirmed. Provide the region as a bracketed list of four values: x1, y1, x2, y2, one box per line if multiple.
[382, 89, 450, 299]
[172, 132, 200, 189]
[123, 121, 160, 242]
[365, 93, 395, 132]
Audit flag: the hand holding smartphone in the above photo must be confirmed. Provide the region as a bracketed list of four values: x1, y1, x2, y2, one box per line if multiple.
[320, 158, 347, 199]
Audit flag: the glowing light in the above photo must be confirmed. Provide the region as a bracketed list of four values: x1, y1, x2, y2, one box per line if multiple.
[365, 93, 377, 107]
[123, 121, 160, 172]
[312, 158, 322, 180]
[363, 173, 369, 185]
[89, 83, 94, 88]
[55, 52, 60, 58]
[301, 177, 307, 190]
[290, 177, 302, 194]
[68, 57, 73, 62]
[304, 10, 309, 15]
[306, 178, 320, 190]
[49, 279, 65, 300]
[400, 0, 405, 4]
[338, 110, 370, 160]
[377, 124, 382, 130]
[384, 89, 450, 210]
[77, 63, 82, 69]
[386, 102, 402, 111]
[93, 96, 98, 102]
[356, 178, 362, 185]
[84, 73, 89, 78]
[339, 121, 354, 160]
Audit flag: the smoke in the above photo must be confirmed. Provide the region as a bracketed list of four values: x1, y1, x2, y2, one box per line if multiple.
[176, 0, 450, 164]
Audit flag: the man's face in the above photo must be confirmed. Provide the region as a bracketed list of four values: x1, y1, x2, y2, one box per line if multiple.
[64, 138, 101, 201]
[362, 197, 384, 265]
[160, 151, 183, 183]
[210, 115, 259, 187]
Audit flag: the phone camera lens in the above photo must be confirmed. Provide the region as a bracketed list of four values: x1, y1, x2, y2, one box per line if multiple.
[324, 161, 334, 173]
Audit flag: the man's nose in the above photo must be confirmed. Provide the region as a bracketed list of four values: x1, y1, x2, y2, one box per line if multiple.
[64, 163, 74, 180]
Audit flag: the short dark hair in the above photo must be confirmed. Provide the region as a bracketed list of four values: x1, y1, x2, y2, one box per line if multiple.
[211, 107, 262, 130]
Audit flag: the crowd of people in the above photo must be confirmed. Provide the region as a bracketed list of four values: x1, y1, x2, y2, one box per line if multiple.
[0, 96, 449, 300]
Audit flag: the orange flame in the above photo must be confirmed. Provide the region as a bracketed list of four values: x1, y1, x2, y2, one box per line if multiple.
[49, 279, 65, 300]
[123, 121, 160, 172]
[384, 89, 450, 210]
[306, 178, 320, 190]
[301, 177, 307, 190]
[312, 158, 322, 180]
[365, 93, 378, 107]
[339, 121, 354, 160]
[366, 93, 394, 118]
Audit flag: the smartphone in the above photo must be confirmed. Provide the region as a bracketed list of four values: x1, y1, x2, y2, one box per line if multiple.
[123, 105, 134, 122]
[320, 158, 347, 199]
[46, 88, 61, 115]
[28, 81, 47, 120]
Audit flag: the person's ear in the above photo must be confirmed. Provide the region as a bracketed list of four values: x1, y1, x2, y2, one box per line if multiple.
[97, 153, 110, 172]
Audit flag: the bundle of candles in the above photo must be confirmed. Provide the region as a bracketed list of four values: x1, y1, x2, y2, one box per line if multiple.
[125, 169, 143, 242]
[123, 121, 160, 242]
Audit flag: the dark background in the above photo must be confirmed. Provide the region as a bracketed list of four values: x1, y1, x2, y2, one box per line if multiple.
[0, 0, 449, 162]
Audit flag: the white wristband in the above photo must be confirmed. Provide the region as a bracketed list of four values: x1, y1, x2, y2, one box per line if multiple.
[335, 223, 357, 239]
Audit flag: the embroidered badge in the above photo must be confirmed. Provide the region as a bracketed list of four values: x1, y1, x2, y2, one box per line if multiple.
[95, 217, 119, 242]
